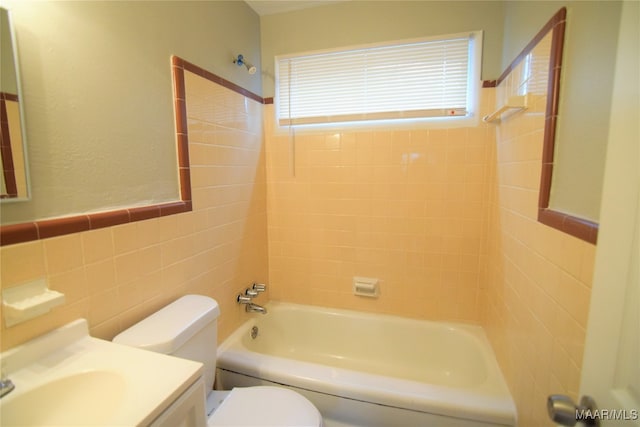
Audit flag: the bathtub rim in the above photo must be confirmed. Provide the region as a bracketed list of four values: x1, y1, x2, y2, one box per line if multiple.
[217, 301, 517, 426]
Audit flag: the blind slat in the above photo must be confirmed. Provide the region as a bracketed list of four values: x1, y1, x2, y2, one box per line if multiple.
[277, 34, 477, 125]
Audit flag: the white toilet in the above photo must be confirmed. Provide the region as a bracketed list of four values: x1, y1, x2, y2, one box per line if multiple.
[113, 295, 322, 427]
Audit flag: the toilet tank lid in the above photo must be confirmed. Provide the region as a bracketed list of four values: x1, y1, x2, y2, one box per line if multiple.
[113, 295, 220, 354]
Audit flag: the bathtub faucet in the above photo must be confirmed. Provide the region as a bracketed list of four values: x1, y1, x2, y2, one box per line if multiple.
[237, 283, 267, 314]
[0, 372, 15, 398]
[237, 297, 267, 314]
[245, 302, 267, 314]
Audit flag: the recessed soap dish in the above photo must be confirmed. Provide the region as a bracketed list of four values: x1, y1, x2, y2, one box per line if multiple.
[353, 276, 379, 298]
[2, 278, 65, 327]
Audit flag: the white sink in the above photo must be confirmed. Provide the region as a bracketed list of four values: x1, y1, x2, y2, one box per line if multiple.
[0, 319, 203, 426]
[2, 371, 126, 425]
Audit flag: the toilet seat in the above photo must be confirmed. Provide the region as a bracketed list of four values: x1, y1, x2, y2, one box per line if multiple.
[207, 386, 322, 427]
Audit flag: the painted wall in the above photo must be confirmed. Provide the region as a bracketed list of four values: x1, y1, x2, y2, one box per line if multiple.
[481, 30, 597, 426]
[0, 70, 268, 351]
[502, 1, 621, 222]
[259, 0, 505, 97]
[0, 7, 18, 94]
[0, 1, 262, 224]
[581, 0, 640, 402]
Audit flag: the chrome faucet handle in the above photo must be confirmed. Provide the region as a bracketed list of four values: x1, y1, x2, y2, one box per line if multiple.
[237, 294, 252, 304]
[245, 288, 259, 298]
[252, 283, 266, 293]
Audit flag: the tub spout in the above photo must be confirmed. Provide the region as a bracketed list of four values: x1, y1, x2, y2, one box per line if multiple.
[246, 303, 267, 314]
[0, 373, 15, 398]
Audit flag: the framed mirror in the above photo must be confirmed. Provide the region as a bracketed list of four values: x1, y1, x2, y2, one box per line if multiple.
[1, 6, 30, 201]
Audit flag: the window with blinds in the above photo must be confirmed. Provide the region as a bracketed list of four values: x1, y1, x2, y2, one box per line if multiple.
[276, 32, 482, 127]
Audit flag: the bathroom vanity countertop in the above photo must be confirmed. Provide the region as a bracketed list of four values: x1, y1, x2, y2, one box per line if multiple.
[0, 319, 203, 426]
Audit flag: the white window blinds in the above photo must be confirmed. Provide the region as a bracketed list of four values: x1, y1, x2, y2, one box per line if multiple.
[276, 33, 479, 127]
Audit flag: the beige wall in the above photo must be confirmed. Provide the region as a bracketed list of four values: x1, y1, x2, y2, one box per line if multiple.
[502, 1, 621, 222]
[259, 1, 505, 97]
[265, 92, 496, 321]
[0, 71, 268, 351]
[481, 31, 596, 426]
[1, 1, 262, 224]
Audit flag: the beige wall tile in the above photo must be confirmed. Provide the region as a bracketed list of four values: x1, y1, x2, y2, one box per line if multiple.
[43, 234, 84, 275]
[81, 228, 115, 264]
[264, 92, 494, 322]
[482, 31, 596, 426]
[84, 259, 117, 294]
[0, 241, 46, 286]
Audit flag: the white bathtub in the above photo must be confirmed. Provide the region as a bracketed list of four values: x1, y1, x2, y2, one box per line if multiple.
[216, 302, 516, 427]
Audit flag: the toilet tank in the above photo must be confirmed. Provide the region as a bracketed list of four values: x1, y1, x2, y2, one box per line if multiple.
[113, 295, 221, 393]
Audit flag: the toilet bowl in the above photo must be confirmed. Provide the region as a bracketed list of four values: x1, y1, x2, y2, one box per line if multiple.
[113, 295, 322, 427]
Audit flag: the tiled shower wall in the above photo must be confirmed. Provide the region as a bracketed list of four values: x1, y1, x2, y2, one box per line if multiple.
[0, 70, 268, 350]
[480, 32, 596, 426]
[264, 91, 496, 322]
[0, 50, 598, 427]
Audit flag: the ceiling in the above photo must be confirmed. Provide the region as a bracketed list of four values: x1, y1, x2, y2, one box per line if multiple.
[245, 1, 346, 16]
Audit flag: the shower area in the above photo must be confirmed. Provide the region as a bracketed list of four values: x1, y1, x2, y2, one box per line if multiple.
[259, 4, 603, 426]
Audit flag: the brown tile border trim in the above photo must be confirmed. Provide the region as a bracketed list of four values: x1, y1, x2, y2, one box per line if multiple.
[0, 222, 37, 245]
[1, 57, 268, 247]
[495, 7, 597, 244]
[0, 201, 192, 246]
[496, 8, 566, 86]
[0, 59, 194, 246]
[174, 56, 267, 105]
[537, 8, 597, 244]
[539, 209, 598, 244]
[0, 92, 19, 102]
